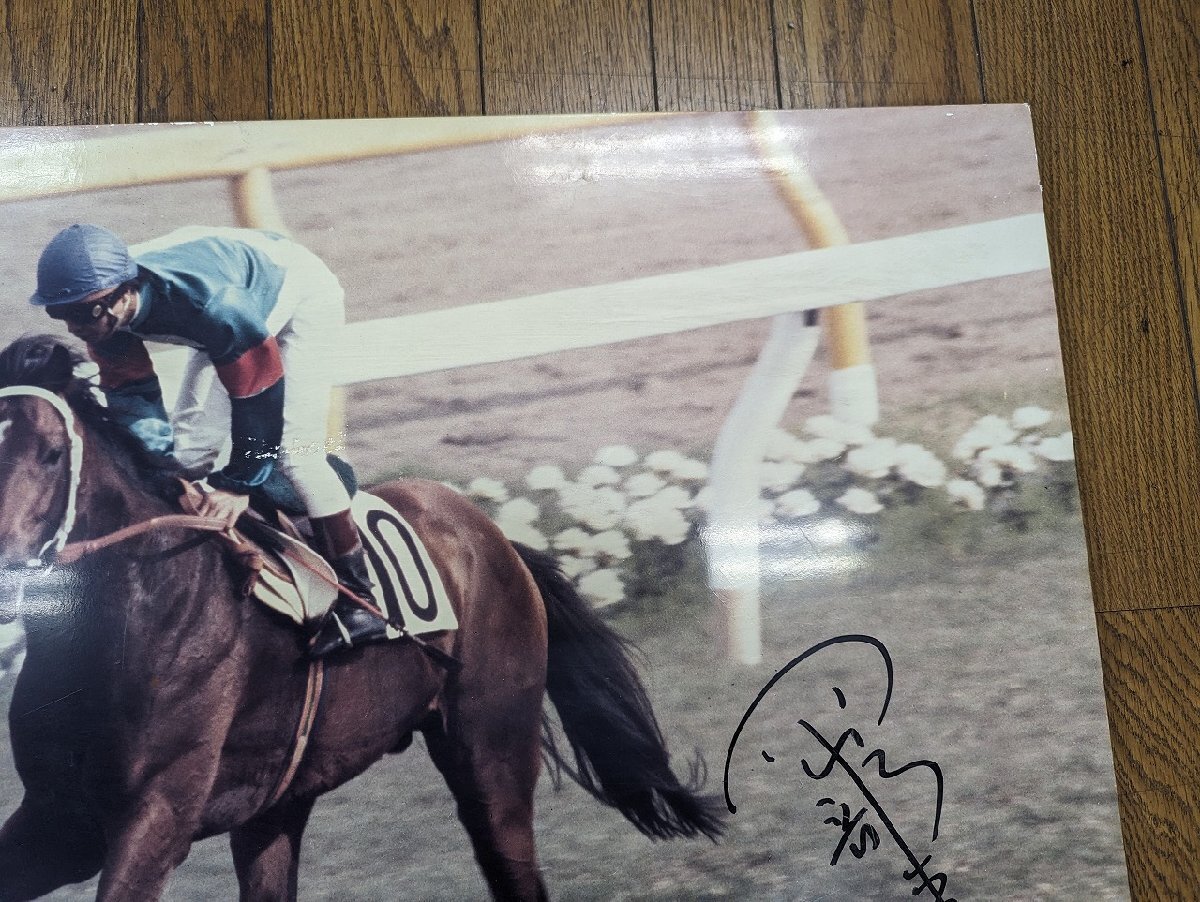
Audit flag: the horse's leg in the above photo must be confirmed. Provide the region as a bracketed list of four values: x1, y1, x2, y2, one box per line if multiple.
[0, 800, 104, 902]
[93, 790, 209, 901]
[422, 699, 548, 902]
[229, 796, 316, 902]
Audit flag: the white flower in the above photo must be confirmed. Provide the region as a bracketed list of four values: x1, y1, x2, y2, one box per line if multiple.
[669, 457, 709, 481]
[579, 568, 625, 607]
[1035, 432, 1074, 462]
[895, 443, 947, 487]
[526, 464, 566, 491]
[560, 484, 627, 531]
[947, 478, 986, 511]
[577, 507, 622, 531]
[1012, 406, 1053, 430]
[760, 460, 805, 492]
[835, 487, 883, 515]
[586, 529, 632, 560]
[578, 464, 621, 487]
[784, 440, 824, 464]
[595, 444, 639, 467]
[497, 497, 539, 523]
[806, 437, 846, 461]
[980, 444, 1038, 473]
[846, 438, 898, 479]
[775, 489, 820, 518]
[974, 460, 1006, 488]
[558, 554, 595, 579]
[644, 450, 686, 472]
[625, 471, 667, 498]
[953, 415, 1017, 459]
[468, 477, 509, 502]
[498, 520, 549, 550]
[649, 485, 693, 509]
[804, 414, 874, 446]
[553, 527, 593, 554]
[625, 499, 691, 544]
[765, 429, 807, 462]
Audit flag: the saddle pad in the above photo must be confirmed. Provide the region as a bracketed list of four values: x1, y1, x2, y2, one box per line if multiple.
[351, 491, 458, 639]
[249, 492, 457, 639]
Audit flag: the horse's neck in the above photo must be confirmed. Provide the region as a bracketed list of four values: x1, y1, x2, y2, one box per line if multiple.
[75, 435, 176, 537]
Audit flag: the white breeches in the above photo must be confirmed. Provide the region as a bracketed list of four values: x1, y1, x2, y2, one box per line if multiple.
[169, 236, 352, 518]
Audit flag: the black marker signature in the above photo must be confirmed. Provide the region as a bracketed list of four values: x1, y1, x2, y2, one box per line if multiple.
[724, 634, 956, 901]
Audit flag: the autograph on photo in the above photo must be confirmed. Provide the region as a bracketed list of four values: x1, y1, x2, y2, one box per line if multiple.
[724, 634, 956, 901]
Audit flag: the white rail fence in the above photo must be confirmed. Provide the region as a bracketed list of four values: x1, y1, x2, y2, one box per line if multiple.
[1, 115, 1051, 666]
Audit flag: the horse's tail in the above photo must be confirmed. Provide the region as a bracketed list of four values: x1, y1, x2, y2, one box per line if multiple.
[512, 541, 724, 841]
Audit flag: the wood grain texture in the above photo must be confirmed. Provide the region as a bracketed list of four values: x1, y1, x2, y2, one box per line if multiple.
[271, 0, 480, 119]
[0, 1, 138, 125]
[975, 0, 1200, 614]
[481, 0, 655, 114]
[1098, 608, 1200, 894]
[140, 0, 268, 122]
[975, 1, 1199, 896]
[774, 0, 982, 107]
[651, 0, 778, 110]
[1139, 0, 1200, 416]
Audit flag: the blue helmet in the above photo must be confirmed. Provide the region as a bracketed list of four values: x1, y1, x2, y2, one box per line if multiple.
[30, 224, 138, 307]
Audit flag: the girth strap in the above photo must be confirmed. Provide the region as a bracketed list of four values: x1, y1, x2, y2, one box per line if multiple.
[266, 659, 325, 808]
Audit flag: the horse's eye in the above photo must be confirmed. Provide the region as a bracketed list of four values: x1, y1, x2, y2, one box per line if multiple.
[39, 447, 64, 466]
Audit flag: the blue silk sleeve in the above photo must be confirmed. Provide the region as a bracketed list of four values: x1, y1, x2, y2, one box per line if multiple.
[103, 378, 175, 458]
[206, 378, 285, 493]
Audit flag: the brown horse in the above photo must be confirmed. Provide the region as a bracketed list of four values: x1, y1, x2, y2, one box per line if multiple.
[0, 335, 722, 902]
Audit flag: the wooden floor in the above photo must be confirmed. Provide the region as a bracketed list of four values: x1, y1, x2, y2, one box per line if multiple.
[1, 2, 1196, 897]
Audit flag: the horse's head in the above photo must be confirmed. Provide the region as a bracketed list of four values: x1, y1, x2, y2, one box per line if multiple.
[0, 337, 83, 570]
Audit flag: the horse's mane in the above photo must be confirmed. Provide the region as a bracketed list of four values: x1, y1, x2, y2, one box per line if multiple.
[0, 334, 184, 501]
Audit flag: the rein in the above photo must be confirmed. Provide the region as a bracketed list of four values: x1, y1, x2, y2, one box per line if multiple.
[0, 385, 461, 677]
[56, 514, 231, 564]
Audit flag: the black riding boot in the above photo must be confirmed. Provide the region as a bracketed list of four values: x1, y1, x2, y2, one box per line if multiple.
[310, 547, 390, 657]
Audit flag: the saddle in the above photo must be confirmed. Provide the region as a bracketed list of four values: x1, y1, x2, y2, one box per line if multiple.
[178, 480, 458, 640]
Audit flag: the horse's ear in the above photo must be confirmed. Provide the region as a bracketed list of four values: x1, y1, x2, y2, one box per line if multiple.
[39, 342, 76, 394]
[0, 335, 82, 394]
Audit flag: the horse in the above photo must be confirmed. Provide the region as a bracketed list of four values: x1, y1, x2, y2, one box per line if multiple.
[0, 335, 723, 902]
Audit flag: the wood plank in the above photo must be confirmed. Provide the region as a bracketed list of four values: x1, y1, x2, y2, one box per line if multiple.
[0, 1, 138, 125]
[1114, 783, 1200, 900]
[481, 0, 654, 114]
[773, 1, 983, 107]
[975, 0, 1200, 614]
[140, 0, 268, 122]
[1098, 607, 1200, 794]
[1138, 0, 1200, 435]
[651, 0, 777, 110]
[1098, 609, 1200, 894]
[975, 1, 1200, 895]
[271, 1, 480, 118]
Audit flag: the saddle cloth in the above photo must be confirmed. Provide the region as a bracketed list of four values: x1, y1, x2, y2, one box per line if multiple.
[251, 491, 458, 639]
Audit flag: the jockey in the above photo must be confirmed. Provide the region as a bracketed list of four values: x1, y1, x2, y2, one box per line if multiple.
[30, 223, 386, 658]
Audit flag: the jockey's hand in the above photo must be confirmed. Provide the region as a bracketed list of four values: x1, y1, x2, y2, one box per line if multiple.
[195, 487, 251, 530]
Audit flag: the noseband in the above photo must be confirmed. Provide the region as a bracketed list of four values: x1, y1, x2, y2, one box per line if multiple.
[0, 386, 84, 571]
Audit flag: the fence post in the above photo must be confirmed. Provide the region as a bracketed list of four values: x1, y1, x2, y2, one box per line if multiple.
[706, 111, 875, 665]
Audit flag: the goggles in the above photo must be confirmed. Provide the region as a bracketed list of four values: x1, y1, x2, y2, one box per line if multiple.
[46, 301, 115, 325]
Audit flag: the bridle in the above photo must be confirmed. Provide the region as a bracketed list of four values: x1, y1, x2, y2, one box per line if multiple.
[0, 385, 227, 573]
[0, 385, 84, 571]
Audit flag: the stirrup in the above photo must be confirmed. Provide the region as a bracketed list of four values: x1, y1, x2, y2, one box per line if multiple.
[309, 600, 389, 658]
